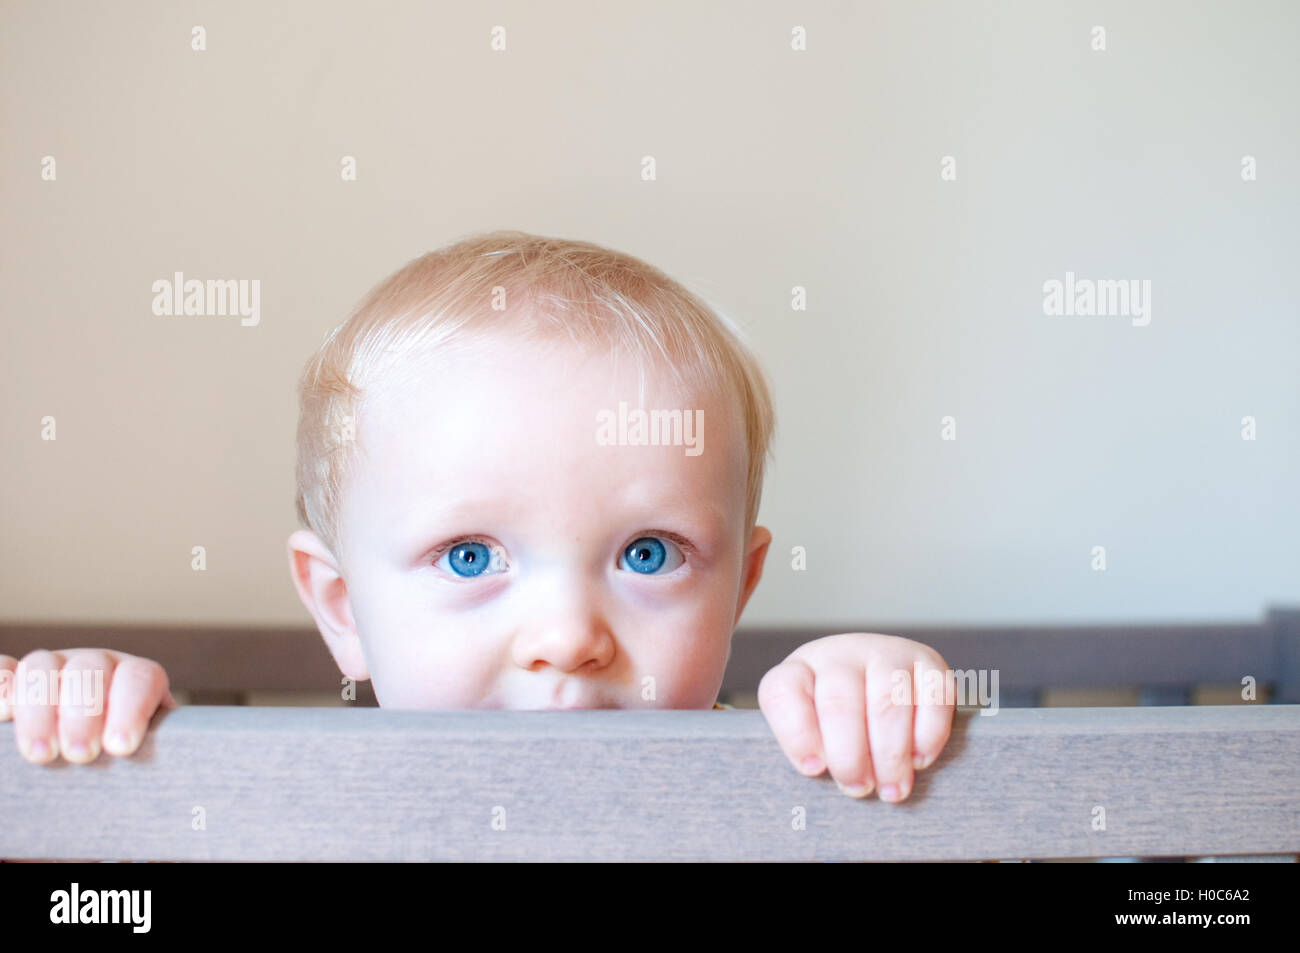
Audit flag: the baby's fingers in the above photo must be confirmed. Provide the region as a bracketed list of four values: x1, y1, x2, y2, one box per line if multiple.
[57, 649, 117, 763]
[911, 657, 955, 771]
[0, 654, 16, 720]
[102, 656, 173, 757]
[813, 666, 874, 798]
[865, 665, 915, 802]
[757, 659, 826, 778]
[11, 650, 64, 763]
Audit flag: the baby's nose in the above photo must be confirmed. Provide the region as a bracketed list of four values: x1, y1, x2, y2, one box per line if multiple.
[511, 584, 616, 673]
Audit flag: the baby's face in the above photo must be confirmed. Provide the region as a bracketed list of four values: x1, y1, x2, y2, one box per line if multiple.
[307, 329, 770, 710]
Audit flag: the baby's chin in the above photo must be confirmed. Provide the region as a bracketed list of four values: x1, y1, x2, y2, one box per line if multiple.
[379, 698, 713, 711]
[499, 698, 716, 711]
[374, 687, 711, 710]
[374, 694, 624, 711]
[503, 697, 623, 711]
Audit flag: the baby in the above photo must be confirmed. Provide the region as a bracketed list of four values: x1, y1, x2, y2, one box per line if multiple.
[2, 231, 955, 803]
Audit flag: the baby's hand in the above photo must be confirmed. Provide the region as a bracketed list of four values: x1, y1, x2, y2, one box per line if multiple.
[0, 649, 176, 765]
[757, 633, 955, 802]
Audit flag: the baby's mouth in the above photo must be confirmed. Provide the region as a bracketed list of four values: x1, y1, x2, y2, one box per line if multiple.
[545, 701, 616, 710]
[539, 681, 614, 710]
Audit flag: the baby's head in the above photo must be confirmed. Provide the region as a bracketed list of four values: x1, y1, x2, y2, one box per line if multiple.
[287, 231, 775, 709]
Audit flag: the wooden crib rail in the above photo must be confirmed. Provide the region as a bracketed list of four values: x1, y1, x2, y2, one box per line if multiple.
[4, 605, 1298, 704]
[3, 705, 1298, 862]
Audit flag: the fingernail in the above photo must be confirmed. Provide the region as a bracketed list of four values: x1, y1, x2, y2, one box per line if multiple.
[880, 783, 901, 802]
[837, 782, 871, 798]
[65, 738, 99, 762]
[28, 737, 54, 762]
[800, 755, 824, 775]
[104, 729, 135, 755]
[913, 753, 927, 769]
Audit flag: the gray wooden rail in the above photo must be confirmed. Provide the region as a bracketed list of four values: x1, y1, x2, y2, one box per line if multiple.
[4, 606, 1298, 707]
[3, 705, 1298, 861]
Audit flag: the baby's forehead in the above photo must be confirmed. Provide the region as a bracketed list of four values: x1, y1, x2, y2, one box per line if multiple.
[348, 335, 746, 501]
[362, 331, 737, 433]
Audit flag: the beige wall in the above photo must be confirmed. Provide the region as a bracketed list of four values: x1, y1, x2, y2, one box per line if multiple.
[2, 0, 1297, 627]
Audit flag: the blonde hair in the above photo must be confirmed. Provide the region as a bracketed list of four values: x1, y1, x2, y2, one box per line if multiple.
[294, 230, 776, 557]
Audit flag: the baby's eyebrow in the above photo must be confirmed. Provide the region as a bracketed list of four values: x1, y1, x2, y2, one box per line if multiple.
[393, 495, 519, 550]
[642, 502, 731, 541]
[395, 495, 732, 557]
[408, 495, 515, 524]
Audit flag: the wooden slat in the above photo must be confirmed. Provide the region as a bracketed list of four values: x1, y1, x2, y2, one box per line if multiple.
[3, 705, 1297, 861]
[1, 614, 1291, 701]
[0, 625, 353, 696]
[724, 623, 1277, 697]
[1273, 608, 1300, 704]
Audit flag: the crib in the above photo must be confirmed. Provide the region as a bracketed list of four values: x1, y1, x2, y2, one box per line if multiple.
[3, 609, 1298, 862]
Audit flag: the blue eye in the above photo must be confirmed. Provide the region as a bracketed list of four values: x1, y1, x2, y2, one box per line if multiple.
[437, 540, 507, 578]
[619, 536, 685, 575]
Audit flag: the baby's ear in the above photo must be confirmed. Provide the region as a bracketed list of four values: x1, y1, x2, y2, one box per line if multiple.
[734, 524, 773, 627]
[286, 530, 370, 681]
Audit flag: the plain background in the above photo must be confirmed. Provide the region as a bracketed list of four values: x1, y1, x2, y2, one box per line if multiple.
[2, 0, 1297, 628]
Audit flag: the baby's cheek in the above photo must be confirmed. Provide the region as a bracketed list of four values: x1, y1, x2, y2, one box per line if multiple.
[643, 626, 729, 708]
[366, 624, 491, 709]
